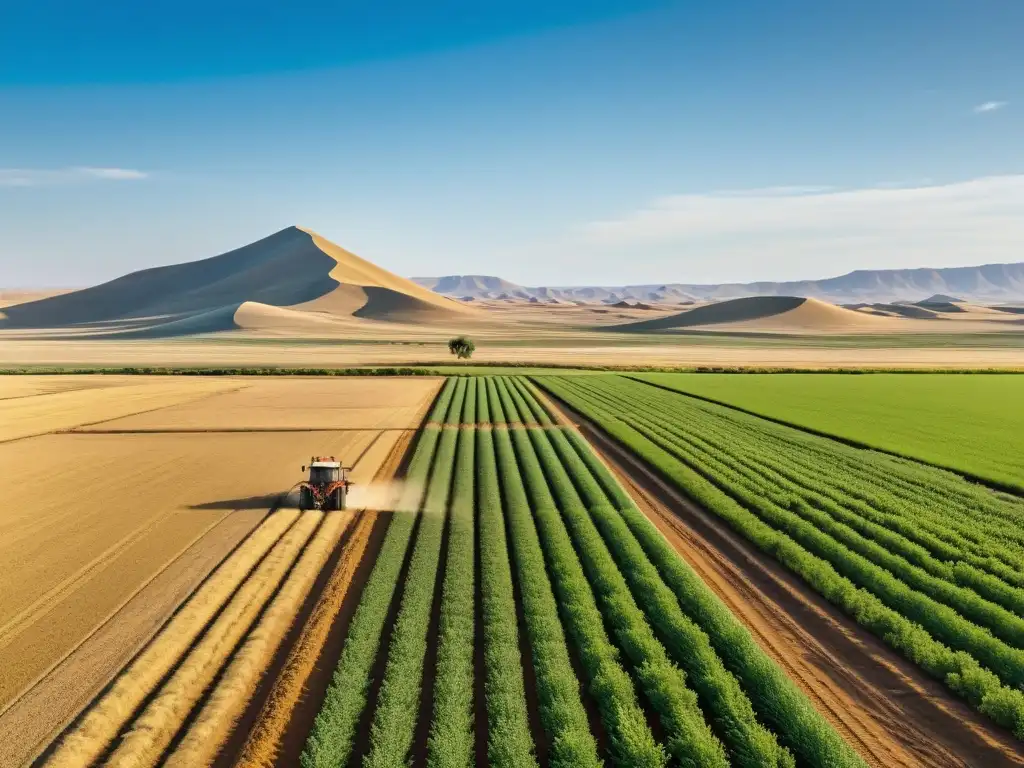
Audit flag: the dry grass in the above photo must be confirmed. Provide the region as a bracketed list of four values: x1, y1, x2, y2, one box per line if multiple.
[103, 511, 320, 768]
[40, 511, 298, 768]
[164, 511, 350, 767]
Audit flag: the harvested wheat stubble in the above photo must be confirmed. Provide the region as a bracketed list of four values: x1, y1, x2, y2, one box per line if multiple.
[234, 510, 374, 768]
[164, 510, 348, 768]
[0, 511, 263, 768]
[0, 511, 225, 707]
[0, 375, 121, 401]
[104, 511, 321, 768]
[0, 378, 239, 442]
[234, 432, 409, 768]
[93, 378, 442, 432]
[41, 511, 299, 768]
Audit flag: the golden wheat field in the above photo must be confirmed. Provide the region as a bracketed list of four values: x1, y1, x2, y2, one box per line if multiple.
[0, 375, 440, 767]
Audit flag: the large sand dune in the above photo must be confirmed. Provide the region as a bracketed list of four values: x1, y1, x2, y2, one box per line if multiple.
[0, 227, 472, 335]
[616, 296, 895, 333]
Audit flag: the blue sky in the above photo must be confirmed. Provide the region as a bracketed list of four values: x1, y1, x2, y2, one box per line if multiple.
[1, 0, 1021, 287]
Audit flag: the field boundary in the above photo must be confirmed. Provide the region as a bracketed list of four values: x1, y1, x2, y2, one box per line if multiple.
[68, 427, 416, 435]
[3, 364, 1023, 376]
[625, 374, 1024, 496]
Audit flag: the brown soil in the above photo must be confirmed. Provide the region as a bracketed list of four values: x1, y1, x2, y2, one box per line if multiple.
[228, 428, 417, 768]
[572, 415, 1024, 768]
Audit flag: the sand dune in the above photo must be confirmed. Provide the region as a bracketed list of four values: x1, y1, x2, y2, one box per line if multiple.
[0, 290, 74, 309]
[0, 227, 472, 334]
[855, 303, 940, 320]
[616, 296, 895, 333]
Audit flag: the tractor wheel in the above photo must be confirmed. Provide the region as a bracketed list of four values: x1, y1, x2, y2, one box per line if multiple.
[299, 487, 313, 511]
[329, 487, 343, 511]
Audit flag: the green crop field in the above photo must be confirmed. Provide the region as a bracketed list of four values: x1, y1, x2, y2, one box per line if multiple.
[630, 372, 1024, 492]
[536, 374, 1024, 740]
[300, 376, 863, 768]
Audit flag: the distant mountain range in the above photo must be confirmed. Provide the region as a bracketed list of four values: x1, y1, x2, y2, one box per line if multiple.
[413, 262, 1024, 304]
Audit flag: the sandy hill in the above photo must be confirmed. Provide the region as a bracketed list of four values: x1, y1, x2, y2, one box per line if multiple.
[1, 226, 473, 334]
[851, 302, 941, 320]
[615, 296, 894, 333]
[918, 293, 965, 304]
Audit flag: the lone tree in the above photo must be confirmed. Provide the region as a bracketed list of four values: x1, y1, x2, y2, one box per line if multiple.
[448, 336, 475, 360]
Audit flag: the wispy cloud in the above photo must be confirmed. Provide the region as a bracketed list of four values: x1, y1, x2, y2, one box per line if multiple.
[0, 166, 148, 187]
[973, 100, 1007, 114]
[570, 176, 1024, 283]
[705, 185, 834, 198]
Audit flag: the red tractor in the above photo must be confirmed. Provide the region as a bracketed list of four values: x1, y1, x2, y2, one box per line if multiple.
[299, 457, 353, 511]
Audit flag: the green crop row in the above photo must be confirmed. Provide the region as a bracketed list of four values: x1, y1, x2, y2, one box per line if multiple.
[514, 423, 727, 768]
[512, 375, 862, 766]
[553, 426, 864, 768]
[541, 426, 794, 768]
[363, 381, 465, 767]
[485, 377, 506, 424]
[568, 378, 1024, 685]
[427, 380, 478, 767]
[651, 413, 1024, 648]
[495, 395, 665, 767]
[475, 426, 538, 767]
[491, 424, 601, 767]
[631, 377, 1024, 574]
[712, 422, 1024, 607]
[538, 375, 1024, 739]
[622, 377, 1024, 592]
[628, 372, 1024, 492]
[300, 379, 455, 768]
[427, 377, 459, 423]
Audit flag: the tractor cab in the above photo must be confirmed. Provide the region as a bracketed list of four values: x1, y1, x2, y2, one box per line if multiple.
[299, 456, 353, 511]
[308, 461, 341, 484]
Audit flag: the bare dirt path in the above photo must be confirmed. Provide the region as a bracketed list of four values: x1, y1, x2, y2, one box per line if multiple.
[546, 397, 1024, 768]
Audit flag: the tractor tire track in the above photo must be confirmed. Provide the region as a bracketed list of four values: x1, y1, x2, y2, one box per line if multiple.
[35, 510, 301, 768]
[228, 429, 414, 768]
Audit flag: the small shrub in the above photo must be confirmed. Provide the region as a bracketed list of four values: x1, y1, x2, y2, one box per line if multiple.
[448, 336, 476, 360]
